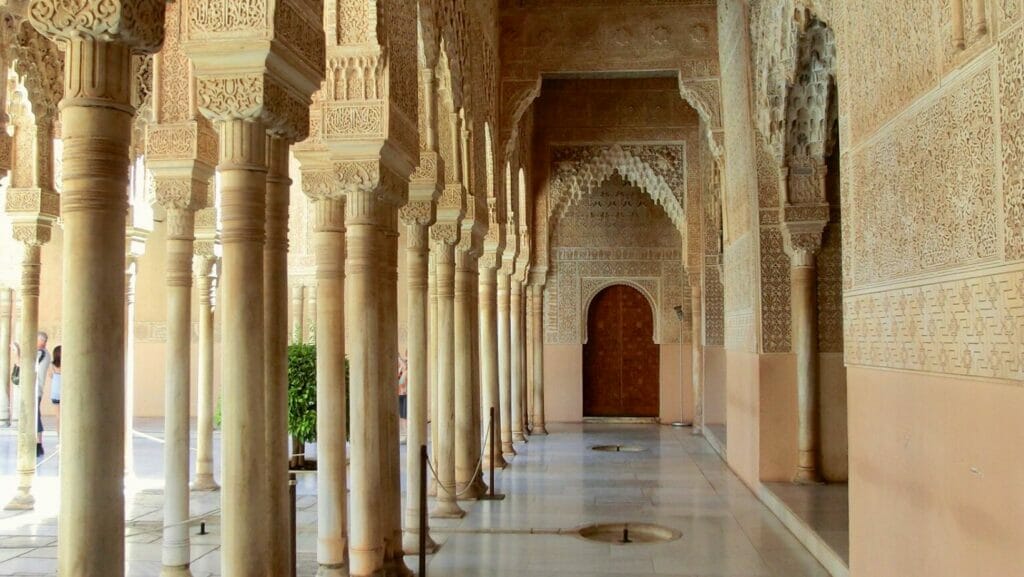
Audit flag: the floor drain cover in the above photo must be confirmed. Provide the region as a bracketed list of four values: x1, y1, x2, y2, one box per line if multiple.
[591, 444, 646, 452]
[577, 523, 681, 544]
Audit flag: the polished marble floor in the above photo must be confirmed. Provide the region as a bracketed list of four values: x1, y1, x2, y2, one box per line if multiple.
[763, 482, 849, 565]
[0, 420, 829, 576]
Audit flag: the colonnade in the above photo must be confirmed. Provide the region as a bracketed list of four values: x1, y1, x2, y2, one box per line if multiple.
[0, 3, 551, 577]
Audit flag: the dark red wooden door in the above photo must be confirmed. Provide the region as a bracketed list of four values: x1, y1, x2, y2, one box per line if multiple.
[583, 285, 659, 417]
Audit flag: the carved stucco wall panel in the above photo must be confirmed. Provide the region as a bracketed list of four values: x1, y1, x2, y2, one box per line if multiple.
[545, 176, 686, 345]
[848, 62, 998, 288]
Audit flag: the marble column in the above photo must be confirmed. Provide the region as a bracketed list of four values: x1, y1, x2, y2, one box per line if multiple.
[428, 253, 439, 495]
[479, 265, 507, 468]
[264, 136, 292, 577]
[496, 272, 516, 457]
[526, 285, 535, 427]
[290, 284, 305, 343]
[309, 193, 347, 577]
[430, 227, 465, 518]
[689, 272, 704, 436]
[124, 252, 140, 479]
[43, 24, 166, 576]
[401, 212, 438, 553]
[790, 241, 823, 484]
[378, 206, 407, 573]
[193, 256, 219, 491]
[159, 205, 198, 577]
[530, 284, 548, 435]
[306, 282, 318, 344]
[0, 288, 11, 427]
[217, 119, 271, 575]
[5, 241, 43, 511]
[346, 189, 387, 575]
[510, 279, 527, 443]
[455, 249, 485, 499]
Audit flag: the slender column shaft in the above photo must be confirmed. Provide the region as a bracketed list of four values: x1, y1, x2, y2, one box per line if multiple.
[347, 190, 385, 575]
[379, 207, 406, 572]
[792, 256, 822, 483]
[403, 223, 437, 553]
[528, 289, 536, 428]
[430, 239, 465, 518]
[510, 280, 526, 443]
[468, 261, 486, 494]
[496, 273, 515, 457]
[265, 137, 291, 577]
[125, 257, 137, 478]
[161, 209, 195, 576]
[428, 254, 438, 463]
[531, 285, 548, 435]
[193, 259, 218, 491]
[690, 280, 704, 436]
[57, 38, 133, 577]
[218, 118, 270, 576]
[479, 267, 506, 468]
[455, 252, 483, 499]
[290, 285, 304, 343]
[0, 288, 11, 426]
[312, 196, 347, 576]
[306, 284, 318, 344]
[6, 244, 41, 510]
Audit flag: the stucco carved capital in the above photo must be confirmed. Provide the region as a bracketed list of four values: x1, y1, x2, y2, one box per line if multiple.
[782, 220, 827, 267]
[11, 218, 52, 246]
[150, 176, 209, 214]
[5, 186, 58, 220]
[399, 200, 435, 228]
[28, 0, 166, 52]
[429, 222, 460, 247]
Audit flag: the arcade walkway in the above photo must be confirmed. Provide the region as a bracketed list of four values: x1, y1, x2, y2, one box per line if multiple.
[0, 422, 829, 576]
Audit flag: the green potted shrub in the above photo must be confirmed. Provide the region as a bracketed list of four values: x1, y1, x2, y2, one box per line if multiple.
[287, 343, 317, 469]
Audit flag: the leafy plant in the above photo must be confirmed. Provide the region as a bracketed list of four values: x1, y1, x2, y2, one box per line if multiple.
[287, 343, 318, 444]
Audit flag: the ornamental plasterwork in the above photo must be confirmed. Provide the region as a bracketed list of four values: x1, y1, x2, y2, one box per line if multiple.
[548, 144, 686, 231]
[545, 174, 686, 345]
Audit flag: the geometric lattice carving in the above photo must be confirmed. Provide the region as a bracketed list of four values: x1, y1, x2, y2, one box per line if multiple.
[845, 270, 1024, 382]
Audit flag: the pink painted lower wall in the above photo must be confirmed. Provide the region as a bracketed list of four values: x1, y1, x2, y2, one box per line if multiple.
[725, 349, 760, 488]
[848, 366, 1024, 577]
[758, 353, 797, 482]
[703, 346, 727, 425]
[542, 343, 692, 423]
[820, 353, 848, 482]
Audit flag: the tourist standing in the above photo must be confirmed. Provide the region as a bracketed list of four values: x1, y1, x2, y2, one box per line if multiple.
[49, 345, 61, 439]
[35, 332, 50, 456]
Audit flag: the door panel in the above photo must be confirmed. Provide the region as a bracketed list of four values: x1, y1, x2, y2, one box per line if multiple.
[583, 285, 659, 418]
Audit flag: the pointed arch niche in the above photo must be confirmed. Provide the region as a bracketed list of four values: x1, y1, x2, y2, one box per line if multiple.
[541, 163, 689, 425]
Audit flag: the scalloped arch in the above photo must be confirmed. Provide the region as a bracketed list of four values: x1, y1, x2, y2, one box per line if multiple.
[548, 145, 686, 233]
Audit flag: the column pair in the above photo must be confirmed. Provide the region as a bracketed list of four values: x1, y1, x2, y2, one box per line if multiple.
[528, 284, 548, 435]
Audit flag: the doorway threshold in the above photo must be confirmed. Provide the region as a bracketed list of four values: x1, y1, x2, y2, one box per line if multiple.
[582, 417, 660, 424]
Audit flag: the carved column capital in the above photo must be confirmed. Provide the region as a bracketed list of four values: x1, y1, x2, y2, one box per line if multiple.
[782, 221, 827, 268]
[399, 200, 436, 228]
[28, 0, 167, 52]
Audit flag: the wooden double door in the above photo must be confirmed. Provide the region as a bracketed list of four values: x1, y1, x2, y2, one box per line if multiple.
[583, 284, 660, 418]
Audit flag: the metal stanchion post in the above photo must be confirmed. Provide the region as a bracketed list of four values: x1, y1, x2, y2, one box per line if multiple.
[419, 444, 428, 576]
[289, 472, 297, 577]
[480, 407, 505, 501]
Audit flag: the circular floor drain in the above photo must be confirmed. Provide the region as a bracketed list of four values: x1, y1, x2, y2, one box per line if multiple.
[591, 444, 647, 452]
[577, 523, 681, 544]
